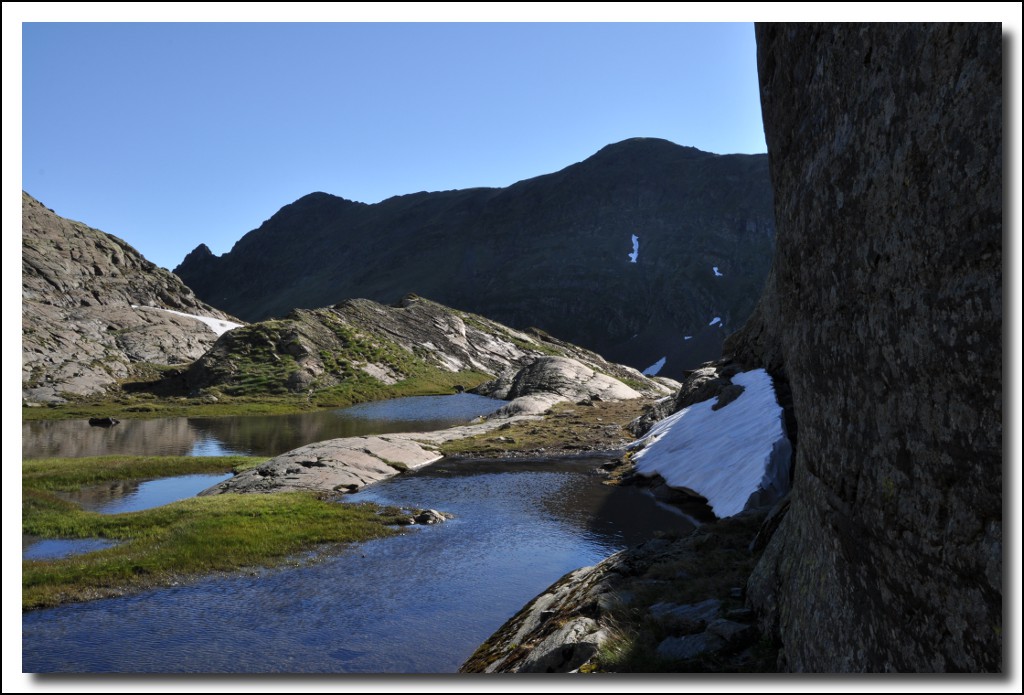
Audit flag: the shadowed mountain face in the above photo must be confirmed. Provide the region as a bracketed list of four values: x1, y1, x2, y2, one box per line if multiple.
[174, 138, 774, 378]
[22, 192, 241, 403]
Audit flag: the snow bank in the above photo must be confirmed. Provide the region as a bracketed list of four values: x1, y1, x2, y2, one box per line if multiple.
[629, 369, 791, 518]
[134, 306, 243, 336]
[642, 356, 667, 376]
[708, 317, 722, 327]
[713, 266, 723, 277]
[628, 234, 639, 263]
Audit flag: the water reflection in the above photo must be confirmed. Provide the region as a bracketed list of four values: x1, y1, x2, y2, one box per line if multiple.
[23, 538, 118, 561]
[23, 394, 504, 459]
[60, 473, 234, 515]
[23, 457, 692, 673]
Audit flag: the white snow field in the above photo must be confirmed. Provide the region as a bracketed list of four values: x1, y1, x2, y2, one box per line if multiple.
[629, 369, 791, 518]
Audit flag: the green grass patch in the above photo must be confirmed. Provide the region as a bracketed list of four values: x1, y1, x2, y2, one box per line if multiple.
[309, 369, 492, 409]
[439, 399, 648, 456]
[23, 490, 404, 609]
[22, 369, 493, 422]
[21, 395, 317, 421]
[22, 456, 267, 492]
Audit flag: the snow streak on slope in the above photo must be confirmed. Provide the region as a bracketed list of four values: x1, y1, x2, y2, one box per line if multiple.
[628, 235, 639, 263]
[629, 369, 791, 518]
[642, 356, 667, 376]
[134, 306, 243, 336]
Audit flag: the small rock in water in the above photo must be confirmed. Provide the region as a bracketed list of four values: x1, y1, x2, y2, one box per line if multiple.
[88, 416, 120, 427]
[413, 509, 451, 525]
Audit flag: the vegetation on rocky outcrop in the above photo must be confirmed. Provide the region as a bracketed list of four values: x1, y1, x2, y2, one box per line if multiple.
[175, 295, 668, 408]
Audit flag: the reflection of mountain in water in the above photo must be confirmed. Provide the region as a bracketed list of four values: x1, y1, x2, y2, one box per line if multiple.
[527, 457, 696, 546]
[23, 418, 202, 459]
[23, 395, 504, 459]
[57, 480, 142, 509]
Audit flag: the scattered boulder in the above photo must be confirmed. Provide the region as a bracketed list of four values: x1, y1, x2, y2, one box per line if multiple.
[480, 356, 646, 418]
[649, 598, 722, 634]
[707, 618, 756, 645]
[413, 509, 451, 525]
[87, 416, 120, 427]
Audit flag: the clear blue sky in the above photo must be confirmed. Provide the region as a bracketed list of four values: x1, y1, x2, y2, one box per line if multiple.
[21, 22, 765, 270]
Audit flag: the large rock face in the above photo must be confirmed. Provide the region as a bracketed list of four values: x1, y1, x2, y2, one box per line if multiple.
[181, 295, 670, 402]
[731, 24, 1001, 671]
[174, 138, 775, 376]
[22, 193, 241, 403]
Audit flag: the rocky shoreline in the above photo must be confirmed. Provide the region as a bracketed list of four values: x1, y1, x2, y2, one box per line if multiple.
[193, 353, 790, 674]
[459, 508, 778, 673]
[201, 354, 672, 497]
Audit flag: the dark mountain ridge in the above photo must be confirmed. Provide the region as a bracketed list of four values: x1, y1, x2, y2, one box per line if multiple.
[175, 138, 775, 377]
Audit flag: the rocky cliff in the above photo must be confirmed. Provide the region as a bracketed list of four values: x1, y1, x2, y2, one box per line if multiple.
[730, 23, 1002, 671]
[174, 138, 775, 377]
[179, 294, 670, 405]
[22, 192, 242, 403]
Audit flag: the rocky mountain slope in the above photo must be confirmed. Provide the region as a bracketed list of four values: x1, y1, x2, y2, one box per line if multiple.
[174, 138, 774, 377]
[176, 294, 670, 407]
[22, 192, 242, 403]
[729, 23, 1002, 671]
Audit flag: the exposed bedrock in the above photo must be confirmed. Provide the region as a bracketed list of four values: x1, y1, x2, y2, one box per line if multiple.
[729, 23, 1002, 672]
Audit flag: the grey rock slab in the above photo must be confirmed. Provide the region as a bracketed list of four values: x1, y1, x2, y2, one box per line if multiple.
[656, 632, 726, 662]
[21, 192, 239, 402]
[649, 598, 722, 634]
[707, 618, 756, 644]
[516, 617, 605, 674]
[199, 435, 442, 495]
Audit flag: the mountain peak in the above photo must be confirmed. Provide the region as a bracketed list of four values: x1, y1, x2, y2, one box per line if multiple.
[587, 138, 714, 165]
[175, 139, 775, 377]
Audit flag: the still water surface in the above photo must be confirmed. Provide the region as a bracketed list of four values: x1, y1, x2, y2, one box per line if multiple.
[23, 456, 692, 673]
[22, 393, 504, 459]
[22, 473, 233, 559]
[22, 394, 688, 673]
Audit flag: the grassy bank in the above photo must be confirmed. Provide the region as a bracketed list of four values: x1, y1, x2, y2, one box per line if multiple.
[22, 456, 405, 609]
[23, 455, 266, 491]
[22, 369, 493, 422]
[439, 399, 650, 457]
